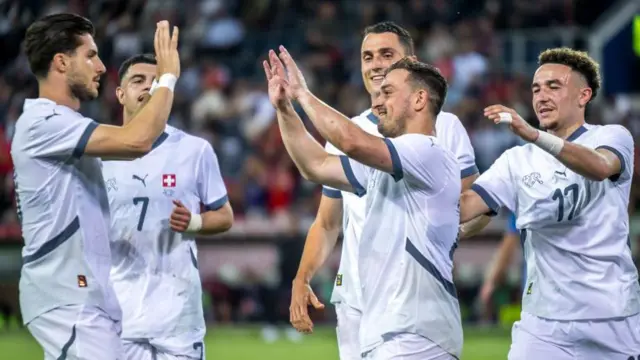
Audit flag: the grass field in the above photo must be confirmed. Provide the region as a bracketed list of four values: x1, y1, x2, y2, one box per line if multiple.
[0, 325, 511, 359]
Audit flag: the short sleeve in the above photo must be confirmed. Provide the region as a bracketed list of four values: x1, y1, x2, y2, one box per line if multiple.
[471, 151, 517, 215]
[445, 115, 478, 178]
[322, 140, 345, 199]
[594, 124, 635, 183]
[27, 111, 98, 159]
[196, 142, 229, 211]
[339, 155, 369, 197]
[385, 134, 455, 193]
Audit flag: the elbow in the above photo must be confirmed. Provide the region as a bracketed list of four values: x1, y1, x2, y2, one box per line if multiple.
[589, 161, 615, 182]
[220, 211, 234, 232]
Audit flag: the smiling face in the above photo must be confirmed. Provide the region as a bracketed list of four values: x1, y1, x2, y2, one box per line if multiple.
[531, 63, 592, 131]
[65, 33, 105, 101]
[116, 62, 157, 117]
[361, 32, 410, 95]
[372, 68, 416, 138]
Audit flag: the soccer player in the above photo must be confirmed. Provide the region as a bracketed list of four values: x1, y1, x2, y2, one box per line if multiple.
[266, 50, 463, 359]
[459, 48, 640, 359]
[12, 14, 180, 359]
[103, 54, 233, 360]
[288, 22, 477, 360]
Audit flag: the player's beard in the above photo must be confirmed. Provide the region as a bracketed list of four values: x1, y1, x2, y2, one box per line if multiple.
[67, 70, 97, 102]
[379, 105, 407, 138]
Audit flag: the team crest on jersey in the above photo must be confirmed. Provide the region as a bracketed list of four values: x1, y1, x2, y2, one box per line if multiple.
[522, 172, 543, 188]
[106, 178, 118, 193]
[162, 174, 176, 188]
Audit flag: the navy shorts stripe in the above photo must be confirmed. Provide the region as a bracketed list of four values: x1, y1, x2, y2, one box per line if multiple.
[405, 238, 457, 298]
[57, 325, 77, 360]
[23, 217, 80, 264]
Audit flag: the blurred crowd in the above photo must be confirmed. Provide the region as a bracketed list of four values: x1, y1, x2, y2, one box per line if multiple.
[0, 0, 639, 328]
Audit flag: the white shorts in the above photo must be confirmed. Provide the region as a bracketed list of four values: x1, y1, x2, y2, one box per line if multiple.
[335, 303, 361, 360]
[122, 340, 205, 360]
[362, 333, 455, 360]
[27, 305, 124, 360]
[509, 311, 640, 360]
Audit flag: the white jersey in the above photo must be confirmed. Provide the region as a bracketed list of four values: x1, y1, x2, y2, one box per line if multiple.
[323, 110, 477, 309]
[102, 126, 228, 349]
[340, 134, 462, 357]
[473, 124, 639, 320]
[11, 98, 121, 324]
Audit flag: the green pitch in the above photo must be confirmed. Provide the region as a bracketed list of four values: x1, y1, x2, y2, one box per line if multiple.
[0, 326, 510, 359]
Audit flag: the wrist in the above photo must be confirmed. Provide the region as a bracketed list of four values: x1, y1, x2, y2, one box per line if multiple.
[533, 130, 564, 156]
[186, 213, 203, 232]
[157, 73, 177, 92]
[293, 275, 311, 285]
[296, 89, 312, 104]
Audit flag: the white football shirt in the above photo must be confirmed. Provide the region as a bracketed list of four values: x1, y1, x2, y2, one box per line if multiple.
[102, 125, 228, 351]
[473, 124, 639, 320]
[12, 98, 121, 324]
[340, 134, 463, 358]
[323, 110, 477, 311]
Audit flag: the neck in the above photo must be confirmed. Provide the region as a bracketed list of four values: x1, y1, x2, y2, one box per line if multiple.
[405, 113, 436, 136]
[122, 111, 133, 126]
[38, 78, 80, 111]
[547, 117, 585, 140]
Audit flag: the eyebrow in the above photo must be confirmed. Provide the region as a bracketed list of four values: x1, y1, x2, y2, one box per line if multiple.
[127, 74, 146, 82]
[531, 79, 562, 88]
[362, 47, 396, 56]
[381, 84, 393, 92]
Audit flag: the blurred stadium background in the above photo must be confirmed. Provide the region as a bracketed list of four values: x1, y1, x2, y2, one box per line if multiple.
[0, 0, 639, 359]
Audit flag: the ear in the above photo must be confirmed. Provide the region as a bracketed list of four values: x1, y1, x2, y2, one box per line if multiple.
[578, 87, 592, 108]
[413, 88, 428, 112]
[115, 86, 125, 105]
[51, 53, 69, 73]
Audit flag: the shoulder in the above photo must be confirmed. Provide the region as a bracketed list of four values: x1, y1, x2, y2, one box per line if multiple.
[170, 127, 215, 157]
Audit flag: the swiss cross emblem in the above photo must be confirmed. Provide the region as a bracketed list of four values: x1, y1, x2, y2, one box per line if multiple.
[162, 174, 176, 188]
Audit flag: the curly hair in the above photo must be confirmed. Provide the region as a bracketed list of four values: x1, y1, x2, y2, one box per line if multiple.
[538, 47, 601, 102]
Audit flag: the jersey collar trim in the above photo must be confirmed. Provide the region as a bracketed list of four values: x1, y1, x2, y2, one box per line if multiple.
[566, 125, 587, 142]
[366, 111, 379, 124]
[151, 132, 169, 150]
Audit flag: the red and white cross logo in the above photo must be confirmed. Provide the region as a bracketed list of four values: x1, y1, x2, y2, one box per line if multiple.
[162, 174, 176, 188]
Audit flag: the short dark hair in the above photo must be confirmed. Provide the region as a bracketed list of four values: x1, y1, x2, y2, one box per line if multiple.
[24, 13, 95, 79]
[363, 21, 415, 56]
[118, 54, 157, 83]
[386, 58, 448, 117]
[538, 47, 601, 102]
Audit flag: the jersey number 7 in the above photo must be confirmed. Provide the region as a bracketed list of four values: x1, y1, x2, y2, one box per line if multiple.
[133, 197, 149, 231]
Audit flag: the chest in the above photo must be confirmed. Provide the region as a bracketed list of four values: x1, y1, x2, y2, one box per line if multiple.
[512, 152, 600, 226]
[102, 150, 199, 209]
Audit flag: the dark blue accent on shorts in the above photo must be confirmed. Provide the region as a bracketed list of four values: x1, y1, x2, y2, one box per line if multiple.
[190, 247, 198, 269]
[339, 155, 366, 197]
[23, 217, 80, 264]
[322, 187, 342, 199]
[470, 184, 499, 216]
[57, 325, 77, 360]
[383, 138, 403, 182]
[73, 122, 99, 158]
[405, 238, 457, 298]
[204, 195, 228, 211]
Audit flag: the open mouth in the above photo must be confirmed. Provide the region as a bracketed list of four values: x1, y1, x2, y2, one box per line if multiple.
[371, 75, 384, 83]
[538, 108, 554, 116]
[138, 93, 150, 102]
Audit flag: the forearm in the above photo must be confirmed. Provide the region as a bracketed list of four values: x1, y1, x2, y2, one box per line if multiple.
[295, 221, 341, 284]
[123, 86, 174, 148]
[535, 131, 615, 181]
[276, 102, 330, 181]
[202, 203, 233, 235]
[296, 90, 366, 155]
[459, 215, 491, 239]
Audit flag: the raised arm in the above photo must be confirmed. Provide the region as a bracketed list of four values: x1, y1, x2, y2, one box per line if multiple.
[485, 105, 633, 182]
[85, 21, 181, 160]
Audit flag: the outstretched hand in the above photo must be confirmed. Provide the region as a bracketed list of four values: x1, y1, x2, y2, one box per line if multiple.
[484, 104, 539, 143]
[263, 50, 290, 109]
